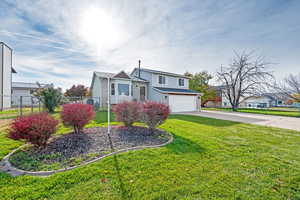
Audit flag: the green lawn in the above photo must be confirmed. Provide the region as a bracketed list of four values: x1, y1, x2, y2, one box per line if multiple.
[0, 112, 300, 199]
[204, 107, 300, 117]
[0, 107, 42, 120]
[94, 110, 115, 123]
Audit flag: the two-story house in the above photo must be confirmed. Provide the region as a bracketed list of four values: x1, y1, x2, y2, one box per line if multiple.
[90, 67, 201, 112]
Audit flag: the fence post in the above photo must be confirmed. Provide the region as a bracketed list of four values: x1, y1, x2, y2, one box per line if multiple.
[19, 96, 23, 116]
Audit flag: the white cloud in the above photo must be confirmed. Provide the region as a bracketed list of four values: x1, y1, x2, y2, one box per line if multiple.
[0, 0, 299, 90]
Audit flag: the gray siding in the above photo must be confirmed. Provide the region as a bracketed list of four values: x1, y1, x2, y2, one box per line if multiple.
[0, 45, 2, 109]
[91, 75, 101, 103]
[100, 78, 108, 107]
[0, 43, 12, 109]
[132, 69, 189, 90]
[149, 88, 168, 104]
[132, 69, 188, 103]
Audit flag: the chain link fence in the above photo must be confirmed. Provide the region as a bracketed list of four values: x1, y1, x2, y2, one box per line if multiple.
[0, 95, 101, 119]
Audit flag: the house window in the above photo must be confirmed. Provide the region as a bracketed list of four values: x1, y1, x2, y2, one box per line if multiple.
[179, 78, 184, 86]
[158, 75, 166, 84]
[118, 84, 129, 96]
[111, 83, 115, 95]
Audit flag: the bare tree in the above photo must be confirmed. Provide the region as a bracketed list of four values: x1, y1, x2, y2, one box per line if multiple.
[217, 51, 273, 111]
[273, 73, 300, 103]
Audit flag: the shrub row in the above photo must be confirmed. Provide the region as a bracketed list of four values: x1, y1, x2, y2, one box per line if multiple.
[113, 101, 170, 130]
[8, 101, 169, 148]
[8, 113, 59, 148]
[8, 104, 95, 148]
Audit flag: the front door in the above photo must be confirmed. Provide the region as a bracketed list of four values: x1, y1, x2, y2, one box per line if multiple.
[140, 86, 146, 101]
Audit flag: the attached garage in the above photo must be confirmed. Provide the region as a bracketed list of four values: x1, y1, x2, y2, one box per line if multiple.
[153, 87, 201, 112]
[169, 94, 198, 112]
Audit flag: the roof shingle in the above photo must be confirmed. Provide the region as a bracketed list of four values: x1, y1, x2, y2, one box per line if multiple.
[154, 87, 200, 94]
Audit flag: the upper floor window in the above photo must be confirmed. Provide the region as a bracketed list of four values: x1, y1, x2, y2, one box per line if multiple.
[111, 83, 115, 95]
[178, 78, 185, 86]
[158, 75, 166, 84]
[118, 84, 129, 96]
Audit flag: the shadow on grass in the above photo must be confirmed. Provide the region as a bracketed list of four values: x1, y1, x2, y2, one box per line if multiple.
[112, 154, 131, 200]
[105, 130, 131, 199]
[166, 134, 206, 154]
[169, 114, 241, 127]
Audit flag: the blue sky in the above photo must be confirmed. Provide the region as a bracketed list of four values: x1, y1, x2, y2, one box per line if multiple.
[0, 0, 299, 90]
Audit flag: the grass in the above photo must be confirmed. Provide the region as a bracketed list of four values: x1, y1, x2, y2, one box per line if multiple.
[94, 110, 115, 123]
[204, 107, 300, 117]
[0, 107, 42, 120]
[0, 112, 300, 199]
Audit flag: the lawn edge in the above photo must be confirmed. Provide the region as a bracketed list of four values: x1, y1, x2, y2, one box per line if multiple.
[0, 131, 173, 177]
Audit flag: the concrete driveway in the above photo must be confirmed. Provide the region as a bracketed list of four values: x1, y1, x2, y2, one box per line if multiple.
[179, 110, 300, 132]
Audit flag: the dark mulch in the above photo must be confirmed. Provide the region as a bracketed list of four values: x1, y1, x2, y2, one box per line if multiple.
[9, 126, 170, 171]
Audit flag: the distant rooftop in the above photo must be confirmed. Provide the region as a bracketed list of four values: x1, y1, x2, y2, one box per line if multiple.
[12, 82, 49, 89]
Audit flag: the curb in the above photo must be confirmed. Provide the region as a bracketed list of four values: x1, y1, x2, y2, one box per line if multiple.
[0, 132, 173, 177]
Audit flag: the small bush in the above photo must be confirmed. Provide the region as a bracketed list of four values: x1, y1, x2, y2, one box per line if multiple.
[142, 101, 170, 130]
[35, 87, 62, 113]
[8, 113, 59, 148]
[61, 103, 95, 134]
[112, 101, 142, 127]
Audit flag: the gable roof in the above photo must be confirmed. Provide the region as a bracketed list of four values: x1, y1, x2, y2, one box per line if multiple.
[113, 71, 130, 79]
[132, 68, 189, 78]
[93, 71, 148, 82]
[91, 71, 148, 89]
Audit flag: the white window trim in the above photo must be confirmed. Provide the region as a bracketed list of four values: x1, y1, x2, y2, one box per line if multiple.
[158, 75, 167, 85]
[117, 83, 130, 96]
[178, 78, 185, 87]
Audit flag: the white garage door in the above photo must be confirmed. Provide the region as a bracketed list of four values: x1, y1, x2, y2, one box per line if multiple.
[169, 95, 197, 112]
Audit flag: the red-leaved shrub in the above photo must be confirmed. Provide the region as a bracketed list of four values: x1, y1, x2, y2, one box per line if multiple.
[112, 101, 142, 127]
[142, 101, 170, 130]
[8, 113, 59, 148]
[61, 103, 95, 134]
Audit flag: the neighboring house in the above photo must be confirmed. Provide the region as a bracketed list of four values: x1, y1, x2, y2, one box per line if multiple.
[11, 82, 50, 107]
[240, 93, 290, 108]
[220, 89, 291, 108]
[203, 85, 223, 107]
[0, 42, 17, 110]
[91, 68, 201, 112]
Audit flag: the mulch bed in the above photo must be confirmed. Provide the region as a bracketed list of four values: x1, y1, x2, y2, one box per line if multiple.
[9, 126, 170, 171]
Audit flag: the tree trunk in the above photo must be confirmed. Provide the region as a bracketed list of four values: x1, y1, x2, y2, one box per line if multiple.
[232, 104, 238, 112]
